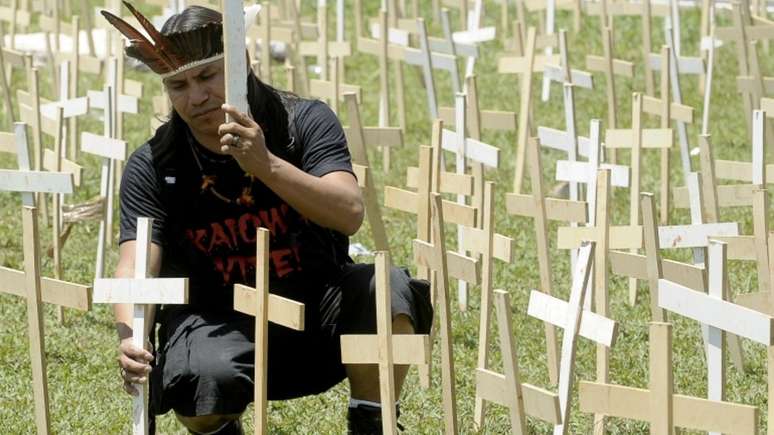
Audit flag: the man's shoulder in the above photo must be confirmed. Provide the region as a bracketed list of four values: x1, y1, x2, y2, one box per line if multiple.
[291, 97, 335, 124]
[126, 142, 154, 170]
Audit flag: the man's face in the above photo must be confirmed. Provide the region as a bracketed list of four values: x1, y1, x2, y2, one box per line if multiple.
[164, 59, 227, 137]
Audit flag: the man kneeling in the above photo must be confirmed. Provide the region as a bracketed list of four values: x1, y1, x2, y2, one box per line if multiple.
[103, 4, 432, 434]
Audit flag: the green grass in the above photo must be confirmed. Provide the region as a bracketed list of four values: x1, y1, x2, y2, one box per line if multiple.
[0, 1, 771, 433]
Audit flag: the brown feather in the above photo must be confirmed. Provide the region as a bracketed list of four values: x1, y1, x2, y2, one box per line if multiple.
[121, 1, 186, 68]
[100, 9, 174, 73]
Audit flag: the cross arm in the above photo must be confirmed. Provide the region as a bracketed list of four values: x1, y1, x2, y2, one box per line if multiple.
[93, 278, 188, 305]
[459, 226, 513, 263]
[441, 129, 500, 168]
[0, 169, 73, 195]
[642, 96, 694, 124]
[233, 284, 305, 331]
[475, 368, 561, 424]
[609, 251, 706, 291]
[505, 193, 588, 223]
[585, 56, 634, 77]
[605, 128, 673, 149]
[413, 239, 480, 285]
[527, 290, 617, 347]
[0, 266, 91, 310]
[340, 334, 429, 365]
[659, 279, 774, 346]
[406, 167, 473, 196]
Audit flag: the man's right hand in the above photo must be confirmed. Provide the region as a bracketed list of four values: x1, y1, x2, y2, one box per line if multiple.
[117, 337, 153, 396]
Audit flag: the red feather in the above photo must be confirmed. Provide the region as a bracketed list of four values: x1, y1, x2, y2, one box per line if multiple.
[100, 9, 174, 73]
[121, 1, 186, 68]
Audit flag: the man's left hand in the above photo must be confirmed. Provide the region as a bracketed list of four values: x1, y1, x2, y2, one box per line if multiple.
[218, 104, 275, 179]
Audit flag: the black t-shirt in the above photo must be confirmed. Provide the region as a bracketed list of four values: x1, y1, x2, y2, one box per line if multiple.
[118, 99, 354, 311]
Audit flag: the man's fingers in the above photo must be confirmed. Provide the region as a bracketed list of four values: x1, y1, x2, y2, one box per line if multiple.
[119, 342, 153, 363]
[119, 354, 151, 377]
[218, 121, 252, 139]
[221, 104, 254, 126]
[123, 382, 139, 396]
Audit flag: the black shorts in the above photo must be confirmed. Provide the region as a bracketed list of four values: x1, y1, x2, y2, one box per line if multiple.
[149, 263, 432, 418]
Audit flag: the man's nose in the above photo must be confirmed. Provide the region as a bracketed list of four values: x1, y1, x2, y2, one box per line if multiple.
[189, 83, 209, 106]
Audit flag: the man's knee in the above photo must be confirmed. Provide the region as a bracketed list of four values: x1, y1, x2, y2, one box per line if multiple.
[192, 348, 250, 396]
[177, 413, 241, 433]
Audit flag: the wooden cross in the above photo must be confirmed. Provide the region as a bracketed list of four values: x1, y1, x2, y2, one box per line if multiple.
[498, 26, 539, 194]
[585, 25, 634, 162]
[654, 19, 696, 178]
[541, 30, 593, 101]
[308, 58, 361, 115]
[505, 136, 589, 384]
[87, 58, 139, 249]
[342, 93, 391, 253]
[385, 135, 478, 388]
[340, 250, 429, 435]
[222, 0, 249, 117]
[93, 217, 188, 435]
[604, 93, 672, 305]
[554, 121, 628, 305]
[533, 241, 617, 435]
[441, 93, 500, 310]
[439, 74, 517, 136]
[469, 182, 515, 425]
[82, 84, 128, 279]
[640, 46, 695, 224]
[341, 92, 404, 176]
[298, 0, 352, 83]
[352, 5, 403, 170]
[475, 288, 562, 433]
[50, 15, 101, 159]
[716, 2, 769, 135]
[233, 228, 305, 433]
[593, 0, 670, 95]
[580, 321, 758, 434]
[412, 192, 478, 434]
[0, 122, 80, 435]
[0, 0, 31, 50]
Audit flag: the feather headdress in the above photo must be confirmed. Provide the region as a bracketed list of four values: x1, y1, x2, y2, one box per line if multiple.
[101, 1, 225, 78]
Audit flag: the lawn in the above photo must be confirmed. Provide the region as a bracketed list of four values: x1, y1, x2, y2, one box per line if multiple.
[0, 1, 770, 433]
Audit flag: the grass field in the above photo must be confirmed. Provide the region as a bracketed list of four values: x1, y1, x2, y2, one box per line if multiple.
[0, 1, 771, 433]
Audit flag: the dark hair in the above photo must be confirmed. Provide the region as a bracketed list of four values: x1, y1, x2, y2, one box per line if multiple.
[157, 6, 297, 163]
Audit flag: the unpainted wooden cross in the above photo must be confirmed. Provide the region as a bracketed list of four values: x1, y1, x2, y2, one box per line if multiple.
[340, 251, 429, 435]
[441, 92, 500, 310]
[580, 321, 758, 434]
[342, 93, 392, 253]
[505, 136, 589, 384]
[468, 182, 515, 426]
[233, 227, 305, 433]
[585, 25, 634, 162]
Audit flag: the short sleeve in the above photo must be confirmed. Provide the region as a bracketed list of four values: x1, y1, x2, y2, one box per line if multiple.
[295, 100, 354, 178]
[118, 144, 167, 246]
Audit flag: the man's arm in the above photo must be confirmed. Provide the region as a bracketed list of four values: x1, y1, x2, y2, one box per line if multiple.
[218, 104, 365, 236]
[114, 240, 163, 395]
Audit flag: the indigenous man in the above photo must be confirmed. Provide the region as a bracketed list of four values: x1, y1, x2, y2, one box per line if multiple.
[102, 4, 432, 434]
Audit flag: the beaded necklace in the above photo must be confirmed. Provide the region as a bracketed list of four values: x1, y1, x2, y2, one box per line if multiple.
[187, 133, 256, 207]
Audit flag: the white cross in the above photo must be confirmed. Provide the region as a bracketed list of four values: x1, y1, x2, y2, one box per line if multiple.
[93, 218, 187, 435]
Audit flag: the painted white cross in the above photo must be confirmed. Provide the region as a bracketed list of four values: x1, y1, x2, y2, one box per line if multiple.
[93, 217, 188, 435]
[83, 84, 128, 280]
[659, 240, 770, 434]
[527, 242, 618, 435]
